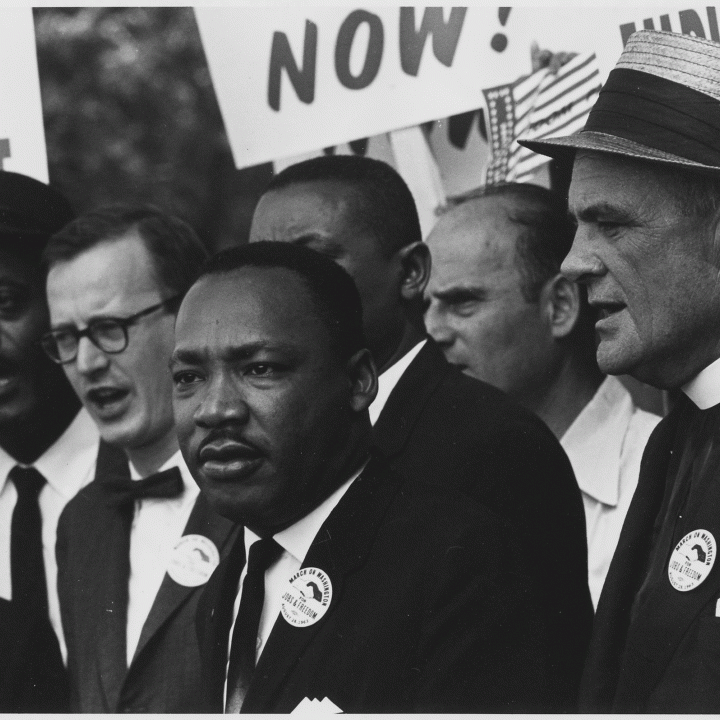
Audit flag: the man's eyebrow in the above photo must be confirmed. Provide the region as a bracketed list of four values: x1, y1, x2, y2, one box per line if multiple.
[170, 341, 297, 367]
[571, 201, 633, 223]
[433, 286, 487, 302]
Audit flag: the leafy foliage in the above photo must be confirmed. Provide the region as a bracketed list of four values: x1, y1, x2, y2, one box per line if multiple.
[34, 7, 271, 251]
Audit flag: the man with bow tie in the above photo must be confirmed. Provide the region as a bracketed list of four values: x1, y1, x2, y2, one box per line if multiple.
[44, 204, 237, 713]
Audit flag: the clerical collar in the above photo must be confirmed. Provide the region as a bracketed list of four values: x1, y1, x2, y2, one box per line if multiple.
[682, 356, 720, 409]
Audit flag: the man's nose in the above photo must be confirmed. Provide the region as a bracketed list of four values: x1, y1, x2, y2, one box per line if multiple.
[561, 227, 606, 284]
[424, 300, 453, 347]
[194, 374, 250, 428]
[75, 336, 110, 376]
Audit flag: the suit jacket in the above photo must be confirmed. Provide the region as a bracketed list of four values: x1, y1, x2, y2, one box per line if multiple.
[373, 339, 593, 708]
[579, 396, 720, 712]
[0, 434, 120, 712]
[197, 456, 563, 713]
[56, 443, 238, 713]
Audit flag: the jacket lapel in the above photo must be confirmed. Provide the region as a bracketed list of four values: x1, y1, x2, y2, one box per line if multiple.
[242, 458, 402, 713]
[96, 503, 132, 711]
[373, 339, 447, 457]
[580, 402, 686, 711]
[615, 423, 720, 707]
[129, 493, 237, 665]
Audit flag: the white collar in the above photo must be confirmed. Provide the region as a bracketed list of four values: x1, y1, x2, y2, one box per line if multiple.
[369, 339, 426, 425]
[0, 407, 100, 498]
[682, 356, 720, 409]
[129, 448, 198, 496]
[560, 376, 633, 507]
[244, 460, 367, 564]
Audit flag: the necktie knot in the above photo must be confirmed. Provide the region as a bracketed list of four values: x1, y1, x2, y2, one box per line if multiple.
[9, 465, 46, 500]
[247, 537, 283, 575]
[103, 466, 184, 507]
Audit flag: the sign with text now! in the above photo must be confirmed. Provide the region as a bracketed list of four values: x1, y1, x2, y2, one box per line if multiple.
[196, 5, 719, 171]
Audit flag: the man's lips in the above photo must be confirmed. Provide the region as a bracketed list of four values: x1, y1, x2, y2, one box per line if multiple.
[85, 386, 131, 415]
[197, 438, 264, 481]
[591, 300, 626, 322]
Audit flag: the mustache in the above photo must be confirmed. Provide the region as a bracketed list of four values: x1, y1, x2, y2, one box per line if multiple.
[197, 427, 263, 456]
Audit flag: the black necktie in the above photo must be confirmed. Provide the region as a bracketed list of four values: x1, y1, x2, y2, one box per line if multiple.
[225, 537, 283, 713]
[9, 466, 48, 612]
[103, 466, 184, 507]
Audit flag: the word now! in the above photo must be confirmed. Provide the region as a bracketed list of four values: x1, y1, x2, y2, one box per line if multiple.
[268, 7, 467, 111]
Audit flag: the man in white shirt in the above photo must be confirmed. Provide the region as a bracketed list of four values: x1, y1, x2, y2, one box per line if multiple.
[248, 155, 593, 708]
[522, 29, 720, 713]
[43, 204, 236, 712]
[0, 171, 101, 713]
[174, 241, 562, 712]
[425, 182, 661, 607]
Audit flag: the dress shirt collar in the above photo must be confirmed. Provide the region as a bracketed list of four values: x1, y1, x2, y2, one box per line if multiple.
[682, 355, 720, 409]
[244, 460, 368, 564]
[0, 407, 99, 498]
[129, 448, 199, 496]
[369, 339, 426, 425]
[560, 376, 633, 507]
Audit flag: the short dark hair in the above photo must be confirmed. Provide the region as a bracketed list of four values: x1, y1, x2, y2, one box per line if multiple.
[446, 183, 574, 303]
[198, 241, 366, 362]
[265, 155, 422, 256]
[43, 203, 208, 298]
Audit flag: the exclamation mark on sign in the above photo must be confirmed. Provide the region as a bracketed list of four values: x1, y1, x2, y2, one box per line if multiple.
[491, 8, 511, 52]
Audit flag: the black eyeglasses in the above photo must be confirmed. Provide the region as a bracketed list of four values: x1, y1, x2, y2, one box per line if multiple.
[41, 296, 181, 365]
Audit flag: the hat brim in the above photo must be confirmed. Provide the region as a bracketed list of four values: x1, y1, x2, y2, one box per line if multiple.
[519, 131, 720, 175]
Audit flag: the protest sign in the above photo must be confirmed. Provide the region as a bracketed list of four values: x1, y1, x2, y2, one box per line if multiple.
[196, 5, 715, 171]
[0, 9, 49, 183]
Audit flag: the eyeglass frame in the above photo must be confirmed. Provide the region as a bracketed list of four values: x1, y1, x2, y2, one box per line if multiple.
[41, 295, 182, 365]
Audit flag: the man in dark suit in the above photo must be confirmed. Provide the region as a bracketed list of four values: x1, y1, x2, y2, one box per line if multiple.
[174, 241, 564, 712]
[43, 205, 237, 712]
[0, 172, 101, 713]
[522, 29, 720, 712]
[249, 155, 592, 709]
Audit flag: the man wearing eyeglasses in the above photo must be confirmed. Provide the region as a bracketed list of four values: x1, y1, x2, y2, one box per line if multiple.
[43, 204, 237, 713]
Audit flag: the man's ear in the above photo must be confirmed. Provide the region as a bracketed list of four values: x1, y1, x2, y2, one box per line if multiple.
[398, 241, 431, 302]
[541, 273, 581, 340]
[346, 348, 378, 413]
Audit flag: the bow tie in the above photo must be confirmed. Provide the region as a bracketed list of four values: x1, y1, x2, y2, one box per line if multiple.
[103, 466, 184, 507]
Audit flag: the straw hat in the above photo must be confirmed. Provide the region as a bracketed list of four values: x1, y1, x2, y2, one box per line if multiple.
[519, 30, 720, 173]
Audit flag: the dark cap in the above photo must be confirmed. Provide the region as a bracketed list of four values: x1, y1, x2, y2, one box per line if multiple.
[0, 170, 75, 248]
[519, 30, 720, 174]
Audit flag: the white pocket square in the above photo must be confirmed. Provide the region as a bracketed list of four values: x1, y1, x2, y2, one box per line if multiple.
[291, 696, 342, 713]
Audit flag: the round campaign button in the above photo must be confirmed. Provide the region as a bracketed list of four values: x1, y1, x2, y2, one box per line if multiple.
[280, 567, 333, 628]
[167, 534, 220, 587]
[668, 529, 716, 592]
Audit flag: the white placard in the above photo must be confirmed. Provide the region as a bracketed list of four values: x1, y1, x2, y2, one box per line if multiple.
[0, 9, 48, 183]
[195, 5, 714, 170]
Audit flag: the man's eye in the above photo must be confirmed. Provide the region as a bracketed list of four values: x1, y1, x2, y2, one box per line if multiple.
[173, 370, 202, 386]
[0, 291, 26, 316]
[246, 363, 281, 377]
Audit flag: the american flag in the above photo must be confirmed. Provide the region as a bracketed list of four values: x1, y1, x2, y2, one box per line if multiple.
[484, 52, 602, 185]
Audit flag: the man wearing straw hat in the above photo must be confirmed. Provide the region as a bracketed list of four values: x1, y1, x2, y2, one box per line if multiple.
[521, 30, 720, 713]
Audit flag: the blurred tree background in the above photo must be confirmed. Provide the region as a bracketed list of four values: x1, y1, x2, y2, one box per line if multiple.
[33, 7, 272, 252]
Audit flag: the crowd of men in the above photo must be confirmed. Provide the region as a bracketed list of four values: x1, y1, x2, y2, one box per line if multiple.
[1, 27, 719, 713]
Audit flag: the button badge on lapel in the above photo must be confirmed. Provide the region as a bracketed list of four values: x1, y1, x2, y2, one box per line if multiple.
[167, 534, 220, 587]
[280, 567, 332, 627]
[668, 529, 716, 592]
